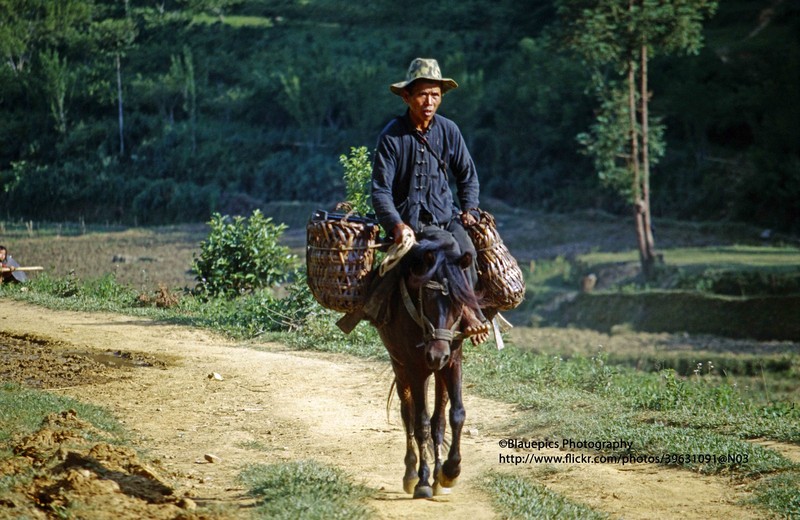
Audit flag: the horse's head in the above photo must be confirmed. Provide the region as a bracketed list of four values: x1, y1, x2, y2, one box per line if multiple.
[403, 238, 479, 371]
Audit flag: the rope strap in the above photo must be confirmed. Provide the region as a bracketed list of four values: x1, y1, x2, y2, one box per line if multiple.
[400, 279, 465, 344]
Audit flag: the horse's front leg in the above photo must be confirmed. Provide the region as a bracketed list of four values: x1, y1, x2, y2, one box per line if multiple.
[438, 347, 465, 488]
[411, 376, 434, 498]
[431, 373, 451, 496]
[395, 377, 419, 495]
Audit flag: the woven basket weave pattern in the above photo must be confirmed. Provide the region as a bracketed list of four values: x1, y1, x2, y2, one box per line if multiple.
[306, 217, 379, 313]
[468, 211, 525, 311]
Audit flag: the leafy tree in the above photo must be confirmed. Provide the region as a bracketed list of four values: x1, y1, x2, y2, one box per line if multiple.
[164, 45, 198, 153]
[0, 0, 93, 144]
[0, 0, 92, 75]
[91, 4, 137, 156]
[0, 0, 794, 232]
[38, 48, 72, 134]
[556, 0, 717, 278]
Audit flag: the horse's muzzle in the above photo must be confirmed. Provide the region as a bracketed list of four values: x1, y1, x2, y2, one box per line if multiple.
[424, 340, 451, 370]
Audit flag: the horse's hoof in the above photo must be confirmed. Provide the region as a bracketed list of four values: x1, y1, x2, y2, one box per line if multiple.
[437, 473, 459, 488]
[413, 485, 433, 499]
[433, 482, 453, 496]
[403, 477, 418, 495]
[441, 460, 461, 485]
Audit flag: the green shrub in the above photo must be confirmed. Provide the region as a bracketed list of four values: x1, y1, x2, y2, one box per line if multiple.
[192, 210, 296, 297]
[339, 145, 373, 216]
[27, 272, 80, 298]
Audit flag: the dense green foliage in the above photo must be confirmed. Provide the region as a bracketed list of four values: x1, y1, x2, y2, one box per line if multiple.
[0, 0, 797, 233]
[340, 146, 372, 217]
[192, 209, 296, 297]
[557, 0, 716, 197]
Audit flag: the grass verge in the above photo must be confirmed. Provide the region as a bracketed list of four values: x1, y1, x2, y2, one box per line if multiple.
[1, 263, 798, 517]
[238, 460, 375, 519]
[0, 383, 126, 498]
[0, 382, 124, 443]
[483, 472, 608, 520]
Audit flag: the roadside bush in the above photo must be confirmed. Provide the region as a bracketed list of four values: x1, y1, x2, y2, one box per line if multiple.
[27, 272, 80, 298]
[192, 210, 297, 298]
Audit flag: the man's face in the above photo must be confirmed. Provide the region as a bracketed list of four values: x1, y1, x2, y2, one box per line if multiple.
[402, 80, 442, 128]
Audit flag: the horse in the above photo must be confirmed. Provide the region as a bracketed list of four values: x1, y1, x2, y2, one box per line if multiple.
[371, 232, 483, 499]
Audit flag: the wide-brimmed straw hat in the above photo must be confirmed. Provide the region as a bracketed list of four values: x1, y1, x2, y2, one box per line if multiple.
[390, 58, 458, 96]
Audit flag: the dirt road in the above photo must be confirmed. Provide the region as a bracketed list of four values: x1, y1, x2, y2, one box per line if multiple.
[0, 303, 772, 519]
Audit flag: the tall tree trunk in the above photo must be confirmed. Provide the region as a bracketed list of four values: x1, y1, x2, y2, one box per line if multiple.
[116, 52, 125, 156]
[628, 59, 649, 277]
[627, 0, 651, 279]
[184, 47, 197, 154]
[639, 42, 656, 278]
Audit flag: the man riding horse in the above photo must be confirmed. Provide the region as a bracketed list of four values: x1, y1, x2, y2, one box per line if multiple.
[329, 59, 501, 497]
[371, 57, 490, 345]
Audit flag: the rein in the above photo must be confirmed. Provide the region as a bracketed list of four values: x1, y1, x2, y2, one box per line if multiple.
[400, 278, 465, 344]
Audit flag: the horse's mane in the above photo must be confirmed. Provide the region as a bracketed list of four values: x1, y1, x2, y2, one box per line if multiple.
[401, 236, 481, 311]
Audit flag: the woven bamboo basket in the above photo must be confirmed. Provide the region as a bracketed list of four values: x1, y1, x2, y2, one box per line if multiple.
[467, 210, 525, 311]
[306, 210, 380, 313]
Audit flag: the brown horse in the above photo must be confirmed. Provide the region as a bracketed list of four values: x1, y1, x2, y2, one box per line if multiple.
[373, 233, 482, 499]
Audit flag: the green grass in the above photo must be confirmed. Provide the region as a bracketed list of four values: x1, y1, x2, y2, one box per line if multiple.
[748, 472, 800, 518]
[4, 272, 798, 516]
[579, 245, 800, 269]
[505, 257, 576, 325]
[238, 460, 375, 519]
[2, 221, 799, 518]
[462, 345, 800, 517]
[4, 272, 160, 316]
[0, 219, 127, 237]
[525, 244, 800, 340]
[192, 13, 275, 27]
[575, 245, 800, 297]
[0, 383, 127, 498]
[0, 382, 124, 443]
[467, 346, 800, 448]
[484, 472, 608, 520]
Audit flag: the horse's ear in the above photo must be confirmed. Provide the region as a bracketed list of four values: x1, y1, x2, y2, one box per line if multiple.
[459, 252, 473, 270]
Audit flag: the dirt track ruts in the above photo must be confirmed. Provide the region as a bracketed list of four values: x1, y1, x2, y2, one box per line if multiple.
[0, 302, 773, 519]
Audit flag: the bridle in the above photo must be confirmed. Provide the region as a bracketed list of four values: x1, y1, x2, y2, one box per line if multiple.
[400, 276, 465, 344]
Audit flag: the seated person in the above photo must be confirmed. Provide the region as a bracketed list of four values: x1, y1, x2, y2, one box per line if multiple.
[0, 245, 27, 283]
[371, 58, 490, 344]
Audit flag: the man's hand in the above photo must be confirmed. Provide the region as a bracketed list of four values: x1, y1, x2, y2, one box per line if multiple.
[460, 209, 479, 228]
[393, 222, 413, 245]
